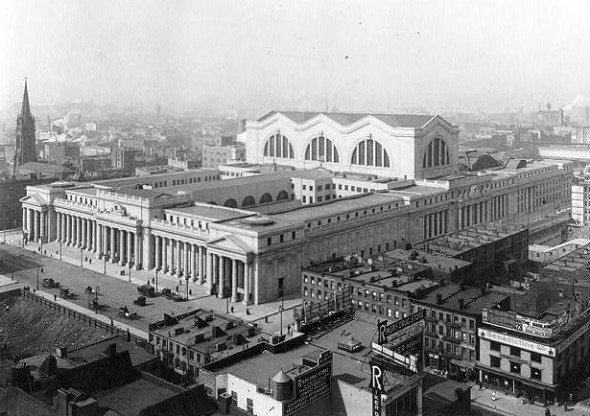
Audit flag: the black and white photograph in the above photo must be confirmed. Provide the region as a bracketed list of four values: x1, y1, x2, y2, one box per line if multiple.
[1, 1, 590, 415]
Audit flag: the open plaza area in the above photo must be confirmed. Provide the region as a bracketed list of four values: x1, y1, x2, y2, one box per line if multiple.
[0, 233, 300, 338]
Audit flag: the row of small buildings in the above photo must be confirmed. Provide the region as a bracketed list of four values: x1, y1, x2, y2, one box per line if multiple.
[299, 225, 590, 406]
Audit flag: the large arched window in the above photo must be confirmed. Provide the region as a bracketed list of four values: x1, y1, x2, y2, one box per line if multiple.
[263, 133, 295, 159]
[351, 138, 390, 167]
[304, 136, 340, 163]
[423, 137, 450, 168]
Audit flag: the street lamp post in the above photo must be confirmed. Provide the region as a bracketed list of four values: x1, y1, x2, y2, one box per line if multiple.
[303, 300, 308, 325]
[185, 276, 189, 299]
[155, 269, 159, 292]
[59, 241, 62, 260]
[36, 267, 39, 290]
[128, 262, 132, 283]
[279, 304, 284, 336]
[80, 248, 83, 267]
[103, 256, 107, 274]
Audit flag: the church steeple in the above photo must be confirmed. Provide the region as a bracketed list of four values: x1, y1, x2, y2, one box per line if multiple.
[13, 78, 37, 176]
[21, 78, 32, 121]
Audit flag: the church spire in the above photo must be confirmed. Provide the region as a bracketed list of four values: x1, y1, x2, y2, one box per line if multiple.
[21, 78, 32, 121]
[13, 78, 37, 176]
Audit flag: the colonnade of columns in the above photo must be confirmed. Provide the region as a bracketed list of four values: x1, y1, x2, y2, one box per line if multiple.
[457, 196, 508, 229]
[152, 235, 252, 304]
[55, 212, 142, 269]
[22, 207, 47, 243]
[423, 210, 449, 240]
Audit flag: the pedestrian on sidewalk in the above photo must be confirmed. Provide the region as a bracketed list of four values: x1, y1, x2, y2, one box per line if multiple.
[231, 306, 234, 313]
[89, 259, 91, 265]
[545, 407, 551, 416]
[478, 380, 483, 391]
[564, 401, 568, 411]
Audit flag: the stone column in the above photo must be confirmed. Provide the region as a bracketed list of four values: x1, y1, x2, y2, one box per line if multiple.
[192, 245, 198, 280]
[169, 239, 175, 274]
[163, 238, 169, 273]
[176, 240, 182, 276]
[217, 256, 225, 298]
[231, 258, 238, 302]
[127, 231, 133, 266]
[199, 247, 205, 283]
[119, 230, 126, 265]
[155, 236, 161, 270]
[65, 215, 70, 245]
[32, 210, 38, 242]
[135, 231, 142, 270]
[97, 225, 103, 257]
[55, 213, 60, 242]
[110, 228, 116, 263]
[81, 218, 87, 249]
[206, 252, 213, 288]
[76, 217, 82, 247]
[184, 242, 190, 278]
[242, 261, 251, 305]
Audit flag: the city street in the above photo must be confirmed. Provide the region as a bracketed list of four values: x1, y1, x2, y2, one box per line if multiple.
[0, 234, 300, 337]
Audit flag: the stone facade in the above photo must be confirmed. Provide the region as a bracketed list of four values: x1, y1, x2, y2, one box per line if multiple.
[20, 112, 574, 305]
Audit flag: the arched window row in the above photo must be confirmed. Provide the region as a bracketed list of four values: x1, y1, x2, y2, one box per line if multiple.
[305, 136, 340, 163]
[351, 138, 390, 168]
[423, 137, 450, 168]
[263, 133, 294, 159]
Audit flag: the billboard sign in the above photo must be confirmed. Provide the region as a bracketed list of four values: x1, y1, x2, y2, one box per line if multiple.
[284, 362, 332, 415]
[377, 310, 425, 345]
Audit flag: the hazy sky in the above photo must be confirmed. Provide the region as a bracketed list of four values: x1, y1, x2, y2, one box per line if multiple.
[2, 0, 589, 113]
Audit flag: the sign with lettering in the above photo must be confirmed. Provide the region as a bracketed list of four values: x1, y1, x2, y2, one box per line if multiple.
[393, 333, 423, 356]
[377, 310, 425, 345]
[478, 328, 556, 356]
[284, 363, 332, 416]
[372, 342, 419, 373]
[371, 363, 384, 416]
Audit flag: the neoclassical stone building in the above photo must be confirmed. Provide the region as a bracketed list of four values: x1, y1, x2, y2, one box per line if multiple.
[21, 111, 574, 304]
[245, 111, 460, 179]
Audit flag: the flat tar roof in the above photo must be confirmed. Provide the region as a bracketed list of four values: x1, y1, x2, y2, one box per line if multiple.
[94, 378, 178, 416]
[217, 343, 325, 388]
[269, 193, 405, 224]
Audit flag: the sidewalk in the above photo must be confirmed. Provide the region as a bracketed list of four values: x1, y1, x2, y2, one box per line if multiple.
[4, 236, 302, 335]
[472, 385, 590, 416]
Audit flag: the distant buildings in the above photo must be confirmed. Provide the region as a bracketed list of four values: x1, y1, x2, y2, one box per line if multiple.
[201, 144, 245, 168]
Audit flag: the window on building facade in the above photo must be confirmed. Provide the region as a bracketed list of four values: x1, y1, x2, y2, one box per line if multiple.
[490, 341, 501, 351]
[490, 356, 501, 368]
[510, 347, 521, 358]
[510, 361, 521, 374]
[263, 133, 295, 159]
[305, 136, 340, 163]
[531, 367, 542, 380]
[351, 138, 390, 167]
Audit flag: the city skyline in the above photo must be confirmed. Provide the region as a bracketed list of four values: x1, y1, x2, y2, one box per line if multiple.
[2, 0, 590, 114]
